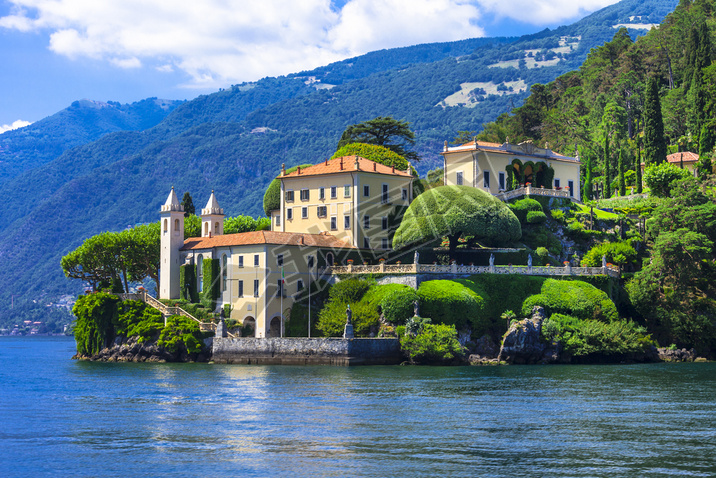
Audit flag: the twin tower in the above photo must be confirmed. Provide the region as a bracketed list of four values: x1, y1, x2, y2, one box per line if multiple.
[159, 188, 224, 300]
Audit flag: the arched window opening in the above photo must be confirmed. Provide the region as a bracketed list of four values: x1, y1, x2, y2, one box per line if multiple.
[215, 222, 220, 234]
[163, 219, 168, 233]
[174, 218, 179, 233]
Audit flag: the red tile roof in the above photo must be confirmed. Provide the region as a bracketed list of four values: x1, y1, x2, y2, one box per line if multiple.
[181, 230, 356, 251]
[666, 152, 699, 164]
[280, 156, 412, 179]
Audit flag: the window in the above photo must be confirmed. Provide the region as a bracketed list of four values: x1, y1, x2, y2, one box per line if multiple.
[174, 218, 180, 235]
[499, 171, 506, 190]
[484, 171, 490, 189]
[319, 187, 325, 200]
[238, 280, 244, 298]
[382, 217, 388, 230]
[287, 208, 293, 220]
[254, 279, 259, 297]
[254, 254, 259, 267]
[163, 219, 168, 233]
[300, 189, 309, 201]
[275, 215, 281, 227]
[317, 206, 327, 217]
[568, 180, 574, 197]
[364, 215, 370, 229]
[326, 253, 334, 266]
[214, 222, 220, 235]
[238, 256, 244, 268]
[364, 185, 370, 197]
[222, 255, 228, 292]
[382, 238, 389, 250]
[382, 184, 389, 203]
[297, 280, 304, 292]
[204, 222, 209, 236]
[330, 186, 337, 199]
[402, 188, 408, 201]
[277, 280, 284, 297]
[344, 185, 351, 198]
[364, 237, 370, 248]
[277, 254, 283, 266]
[285, 190, 294, 202]
[456, 171, 464, 186]
[330, 216, 337, 230]
[555, 178, 561, 188]
[344, 215, 351, 229]
[301, 207, 308, 219]
[308, 256, 314, 269]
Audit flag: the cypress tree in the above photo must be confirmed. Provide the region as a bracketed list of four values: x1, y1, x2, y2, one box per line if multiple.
[604, 129, 611, 198]
[643, 76, 667, 165]
[635, 141, 643, 194]
[618, 148, 626, 196]
[181, 192, 195, 217]
[584, 152, 593, 201]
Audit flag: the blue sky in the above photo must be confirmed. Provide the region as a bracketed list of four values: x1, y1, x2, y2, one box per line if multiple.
[0, 0, 618, 131]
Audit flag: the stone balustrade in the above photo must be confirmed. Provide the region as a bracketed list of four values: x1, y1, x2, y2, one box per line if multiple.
[494, 185, 581, 204]
[326, 262, 620, 278]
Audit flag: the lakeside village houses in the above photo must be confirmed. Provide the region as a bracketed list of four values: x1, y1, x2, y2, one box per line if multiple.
[160, 140, 580, 338]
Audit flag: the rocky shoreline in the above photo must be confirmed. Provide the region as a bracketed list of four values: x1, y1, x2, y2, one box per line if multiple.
[72, 335, 212, 363]
[466, 306, 709, 365]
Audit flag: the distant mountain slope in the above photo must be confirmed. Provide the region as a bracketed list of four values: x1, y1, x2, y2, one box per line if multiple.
[0, 98, 183, 182]
[0, 0, 679, 327]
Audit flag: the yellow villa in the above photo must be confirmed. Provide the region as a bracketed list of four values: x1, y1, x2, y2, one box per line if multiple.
[159, 155, 414, 338]
[442, 138, 581, 199]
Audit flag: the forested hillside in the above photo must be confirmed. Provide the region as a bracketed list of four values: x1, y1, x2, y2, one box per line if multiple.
[0, 0, 678, 328]
[0, 98, 183, 182]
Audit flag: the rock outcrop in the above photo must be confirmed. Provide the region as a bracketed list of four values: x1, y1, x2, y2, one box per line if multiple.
[468, 335, 501, 365]
[72, 335, 212, 363]
[498, 306, 559, 364]
[657, 347, 698, 362]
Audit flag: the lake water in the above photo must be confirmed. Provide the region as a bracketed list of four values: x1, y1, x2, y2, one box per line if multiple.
[1, 337, 714, 477]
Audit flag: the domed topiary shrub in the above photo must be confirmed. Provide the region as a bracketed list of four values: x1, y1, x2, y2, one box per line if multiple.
[526, 210, 548, 224]
[332, 143, 409, 170]
[509, 198, 543, 223]
[393, 185, 521, 257]
[380, 287, 419, 325]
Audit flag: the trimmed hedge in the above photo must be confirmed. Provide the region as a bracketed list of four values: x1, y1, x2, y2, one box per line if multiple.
[180, 264, 198, 302]
[417, 280, 485, 331]
[202, 258, 220, 310]
[380, 287, 419, 325]
[262, 163, 313, 215]
[521, 279, 618, 322]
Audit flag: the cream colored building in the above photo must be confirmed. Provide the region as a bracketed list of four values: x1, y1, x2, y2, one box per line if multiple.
[442, 139, 581, 199]
[159, 155, 412, 338]
[272, 155, 414, 251]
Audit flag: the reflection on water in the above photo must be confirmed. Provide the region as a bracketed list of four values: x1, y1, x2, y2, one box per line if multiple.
[1, 337, 715, 478]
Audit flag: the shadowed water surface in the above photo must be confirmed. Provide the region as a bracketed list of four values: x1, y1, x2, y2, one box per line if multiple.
[1, 337, 714, 477]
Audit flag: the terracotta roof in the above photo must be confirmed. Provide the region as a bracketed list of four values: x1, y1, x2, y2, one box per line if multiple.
[280, 156, 412, 179]
[666, 152, 699, 163]
[181, 230, 356, 251]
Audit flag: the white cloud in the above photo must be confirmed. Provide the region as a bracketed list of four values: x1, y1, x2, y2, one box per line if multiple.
[0, 0, 618, 89]
[0, 120, 32, 134]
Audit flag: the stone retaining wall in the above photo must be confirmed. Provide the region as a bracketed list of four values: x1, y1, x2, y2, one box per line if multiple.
[212, 337, 402, 365]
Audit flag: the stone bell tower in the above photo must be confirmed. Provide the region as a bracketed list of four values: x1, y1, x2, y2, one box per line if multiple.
[159, 187, 184, 299]
[201, 190, 224, 237]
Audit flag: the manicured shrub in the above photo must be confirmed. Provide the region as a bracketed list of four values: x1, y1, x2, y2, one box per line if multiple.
[526, 210, 547, 224]
[417, 280, 485, 330]
[400, 323, 466, 364]
[262, 164, 313, 215]
[521, 279, 618, 322]
[510, 198, 543, 223]
[328, 278, 372, 304]
[542, 313, 655, 357]
[380, 287, 419, 325]
[535, 247, 550, 264]
[581, 241, 637, 268]
[316, 278, 377, 337]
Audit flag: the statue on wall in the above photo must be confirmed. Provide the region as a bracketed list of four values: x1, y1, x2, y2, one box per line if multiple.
[528, 254, 532, 268]
[413, 300, 420, 318]
[414, 251, 419, 264]
[346, 304, 352, 325]
[489, 253, 495, 267]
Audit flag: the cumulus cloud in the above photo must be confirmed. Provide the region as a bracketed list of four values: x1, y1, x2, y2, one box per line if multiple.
[0, 0, 618, 89]
[0, 120, 32, 134]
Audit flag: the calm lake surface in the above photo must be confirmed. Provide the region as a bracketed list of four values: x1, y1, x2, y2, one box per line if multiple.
[1, 337, 714, 477]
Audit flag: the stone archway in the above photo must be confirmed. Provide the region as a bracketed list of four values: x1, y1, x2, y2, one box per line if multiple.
[269, 316, 282, 337]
